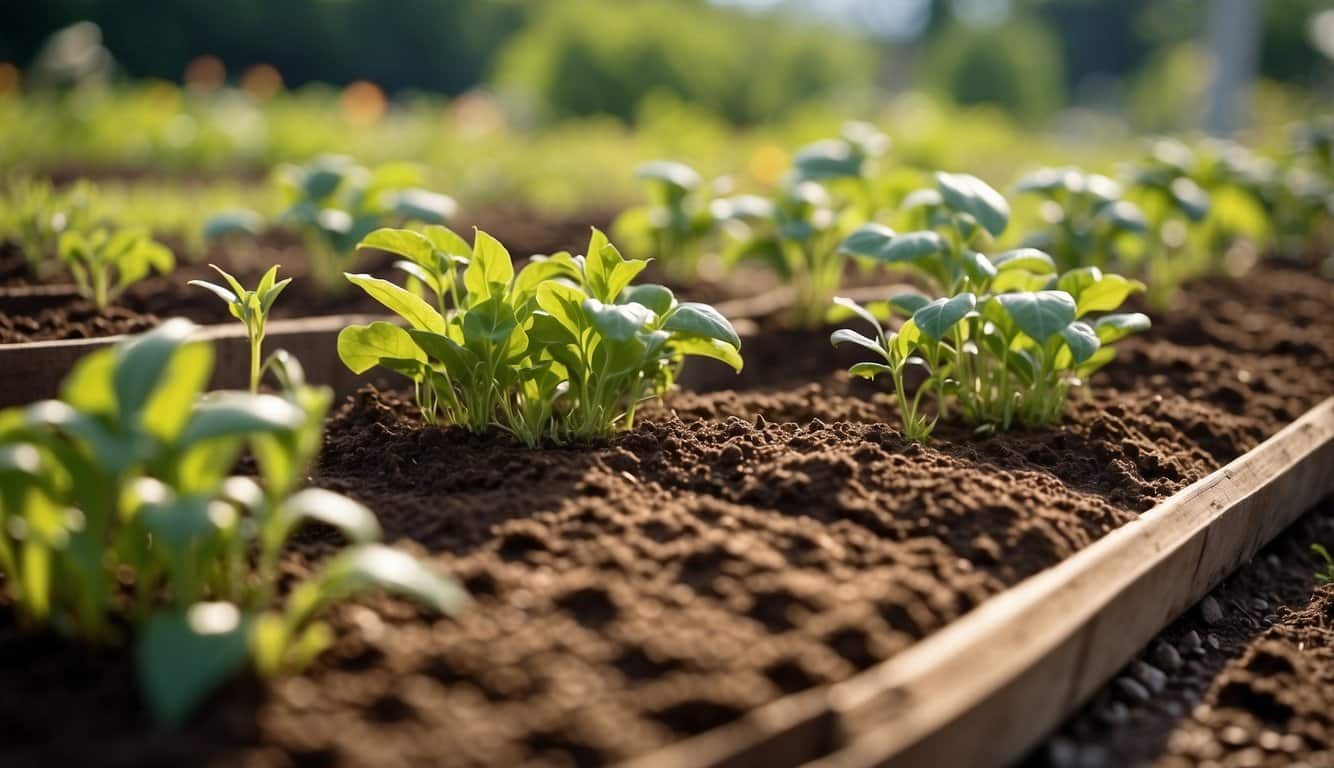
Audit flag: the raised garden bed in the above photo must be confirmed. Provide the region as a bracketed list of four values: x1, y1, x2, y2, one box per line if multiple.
[2, 261, 1330, 766]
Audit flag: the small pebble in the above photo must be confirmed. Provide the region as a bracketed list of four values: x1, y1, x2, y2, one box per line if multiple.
[1201, 595, 1224, 625]
[1180, 630, 1204, 656]
[1258, 731, 1282, 750]
[1265, 553, 1281, 568]
[1161, 700, 1184, 718]
[1047, 738, 1079, 767]
[1098, 701, 1129, 725]
[1250, 598, 1269, 612]
[1132, 660, 1168, 695]
[1115, 676, 1151, 704]
[1076, 745, 1108, 768]
[1220, 725, 1251, 746]
[1154, 641, 1184, 671]
[1206, 633, 1221, 650]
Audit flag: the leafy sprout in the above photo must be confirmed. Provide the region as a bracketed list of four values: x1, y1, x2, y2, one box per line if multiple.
[189, 264, 292, 393]
[715, 122, 890, 328]
[57, 226, 174, 310]
[1014, 166, 1148, 273]
[0, 176, 100, 278]
[204, 155, 456, 287]
[337, 226, 743, 445]
[833, 178, 1149, 440]
[612, 160, 719, 282]
[0, 320, 466, 725]
[1314, 544, 1334, 585]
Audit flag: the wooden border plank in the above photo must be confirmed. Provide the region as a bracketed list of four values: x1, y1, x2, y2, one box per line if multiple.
[812, 396, 1334, 768]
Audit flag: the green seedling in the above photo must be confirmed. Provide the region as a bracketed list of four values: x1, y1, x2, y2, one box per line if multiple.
[0, 320, 466, 726]
[715, 123, 890, 328]
[0, 176, 99, 277]
[1126, 139, 1212, 303]
[834, 177, 1150, 439]
[613, 160, 718, 282]
[1014, 166, 1148, 272]
[57, 226, 174, 309]
[190, 264, 292, 392]
[338, 226, 743, 445]
[1314, 544, 1334, 585]
[205, 155, 456, 287]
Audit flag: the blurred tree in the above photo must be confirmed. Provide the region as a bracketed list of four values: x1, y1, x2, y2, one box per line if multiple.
[920, 15, 1065, 122]
[491, 0, 876, 125]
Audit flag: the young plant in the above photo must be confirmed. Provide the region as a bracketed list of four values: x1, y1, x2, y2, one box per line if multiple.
[715, 123, 890, 328]
[612, 160, 718, 282]
[205, 155, 456, 286]
[337, 226, 743, 445]
[189, 264, 292, 392]
[1314, 544, 1334, 585]
[0, 320, 466, 725]
[1014, 167, 1148, 273]
[834, 179, 1151, 439]
[57, 226, 174, 310]
[0, 176, 99, 277]
[1126, 140, 1212, 303]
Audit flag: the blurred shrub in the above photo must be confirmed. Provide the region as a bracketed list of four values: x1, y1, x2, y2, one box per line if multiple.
[492, 0, 876, 125]
[920, 17, 1065, 123]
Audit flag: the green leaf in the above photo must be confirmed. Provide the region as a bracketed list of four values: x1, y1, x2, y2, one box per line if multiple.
[140, 341, 214, 443]
[848, 362, 893, 379]
[114, 319, 197, 423]
[888, 291, 931, 316]
[992, 248, 1056, 274]
[421, 225, 472, 262]
[912, 293, 976, 342]
[831, 296, 882, 333]
[582, 299, 655, 343]
[464, 229, 514, 301]
[672, 336, 743, 372]
[138, 604, 252, 726]
[302, 544, 469, 620]
[138, 486, 215, 551]
[357, 228, 434, 265]
[1059, 321, 1101, 365]
[536, 282, 589, 336]
[1093, 313, 1151, 344]
[203, 210, 263, 241]
[838, 223, 895, 259]
[391, 189, 456, 223]
[936, 172, 1010, 237]
[585, 234, 646, 304]
[618, 284, 676, 316]
[793, 139, 862, 181]
[960, 250, 997, 283]
[269, 488, 381, 549]
[1074, 274, 1145, 317]
[407, 330, 477, 378]
[60, 348, 117, 417]
[890, 319, 922, 360]
[344, 273, 445, 333]
[178, 393, 305, 447]
[995, 291, 1076, 342]
[462, 297, 520, 347]
[1169, 177, 1210, 221]
[830, 328, 885, 358]
[661, 302, 740, 347]
[635, 160, 701, 192]
[337, 322, 425, 375]
[881, 231, 949, 263]
[189, 280, 239, 306]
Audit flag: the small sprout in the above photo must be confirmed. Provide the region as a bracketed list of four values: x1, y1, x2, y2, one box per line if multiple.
[57, 226, 174, 309]
[613, 160, 718, 281]
[1014, 166, 1147, 273]
[1314, 544, 1334, 584]
[204, 156, 456, 287]
[0, 177, 100, 278]
[338, 226, 744, 445]
[190, 265, 292, 393]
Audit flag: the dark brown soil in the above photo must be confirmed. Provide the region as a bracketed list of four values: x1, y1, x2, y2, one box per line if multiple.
[1027, 495, 1334, 768]
[1, 263, 1328, 766]
[0, 206, 618, 343]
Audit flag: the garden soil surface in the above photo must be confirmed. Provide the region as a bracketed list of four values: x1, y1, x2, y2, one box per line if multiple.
[0, 264, 1330, 767]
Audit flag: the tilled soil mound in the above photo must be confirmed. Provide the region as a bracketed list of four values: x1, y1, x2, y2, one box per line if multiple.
[0, 263, 1330, 766]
